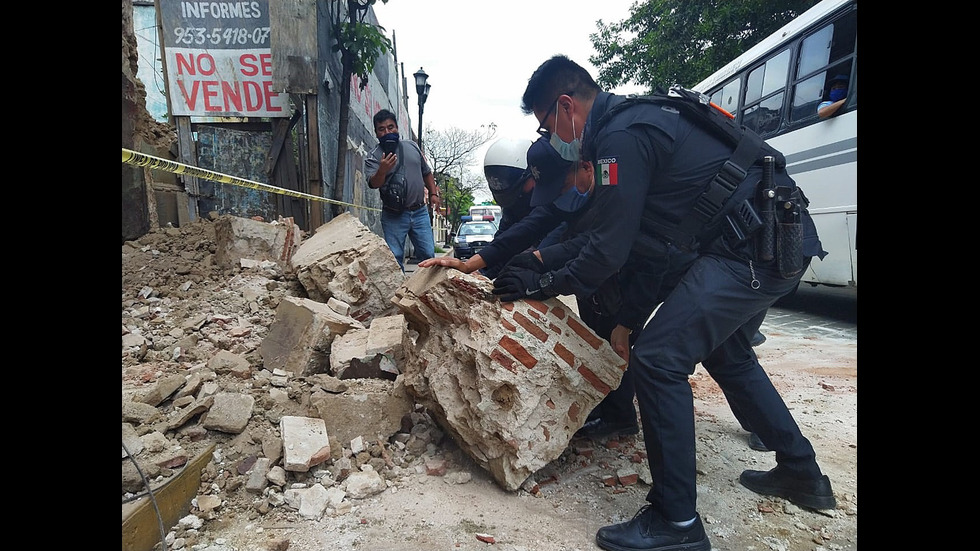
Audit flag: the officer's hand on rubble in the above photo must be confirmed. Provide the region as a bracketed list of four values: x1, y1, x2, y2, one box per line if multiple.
[492, 266, 550, 302]
[502, 251, 546, 274]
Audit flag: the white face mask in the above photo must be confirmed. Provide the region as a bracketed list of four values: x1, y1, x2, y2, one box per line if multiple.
[548, 101, 581, 163]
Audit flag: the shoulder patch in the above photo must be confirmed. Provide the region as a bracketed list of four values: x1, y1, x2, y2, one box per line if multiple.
[596, 158, 618, 186]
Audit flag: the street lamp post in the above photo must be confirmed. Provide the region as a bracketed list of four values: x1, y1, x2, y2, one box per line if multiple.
[414, 67, 434, 227]
[413, 67, 430, 153]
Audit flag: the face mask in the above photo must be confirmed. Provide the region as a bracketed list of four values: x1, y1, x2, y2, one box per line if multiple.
[829, 88, 846, 102]
[548, 102, 581, 162]
[552, 168, 593, 213]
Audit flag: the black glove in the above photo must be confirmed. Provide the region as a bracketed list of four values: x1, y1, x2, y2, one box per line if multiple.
[502, 251, 546, 274]
[492, 267, 549, 302]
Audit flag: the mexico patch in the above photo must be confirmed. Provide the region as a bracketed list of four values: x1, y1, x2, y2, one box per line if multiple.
[597, 157, 618, 186]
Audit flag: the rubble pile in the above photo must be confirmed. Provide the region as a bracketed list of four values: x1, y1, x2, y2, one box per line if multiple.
[121, 214, 645, 550]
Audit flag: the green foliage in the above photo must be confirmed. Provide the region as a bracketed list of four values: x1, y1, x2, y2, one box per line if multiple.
[329, 1, 393, 90]
[437, 173, 475, 235]
[590, 0, 821, 92]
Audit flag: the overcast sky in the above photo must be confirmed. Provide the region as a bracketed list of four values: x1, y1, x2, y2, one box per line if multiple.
[372, 0, 645, 200]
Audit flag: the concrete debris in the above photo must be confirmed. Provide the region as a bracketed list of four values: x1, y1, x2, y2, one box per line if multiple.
[122, 214, 641, 549]
[392, 266, 628, 490]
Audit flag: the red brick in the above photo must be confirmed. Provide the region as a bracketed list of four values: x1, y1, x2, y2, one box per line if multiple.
[545, 398, 556, 409]
[567, 401, 581, 422]
[553, 342, 575, 367]
[490, 348, 517, 373]
[527, 300, 548, 313]
[502, 302, 515, 312]
[602, 475, 618, 487]
[513, 311, 549, 343]
[577, 364, 612, 395]
[501, 318, 517, 332]
[424, 457, 447, 476]
[499, 336, 538, 369]
[551, 305, 566, 319]
[566, 317, 604, 349]
[618, 473, 639, 486]
[548, 322, 562, 335]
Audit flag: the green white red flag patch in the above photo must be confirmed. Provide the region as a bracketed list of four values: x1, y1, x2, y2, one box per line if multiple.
[598, 158, 618, 186]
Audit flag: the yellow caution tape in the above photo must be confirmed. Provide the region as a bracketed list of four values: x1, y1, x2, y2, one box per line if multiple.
[122, 147, 379, 212]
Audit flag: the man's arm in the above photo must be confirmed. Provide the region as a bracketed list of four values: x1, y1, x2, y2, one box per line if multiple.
[367, 152, 397, 189]
[424, 171, 441, 208]
[818, 98, 845, 119]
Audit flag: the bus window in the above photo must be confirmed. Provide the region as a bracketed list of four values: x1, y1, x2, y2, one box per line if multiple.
[743, 93, 784, 136]
[798, 25, 834, 77]
[744, 49, 789, 105]
[790, 9, 856, 123]
[790, 73, 826, 123]
[709, 78, 741, 116]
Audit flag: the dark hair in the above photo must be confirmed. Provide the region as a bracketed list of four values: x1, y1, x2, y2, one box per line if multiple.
[521, 55, 600, 115]
[373, 109, 398, 128]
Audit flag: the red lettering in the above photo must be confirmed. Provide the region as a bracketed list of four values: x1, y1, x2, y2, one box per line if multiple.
[197, 55, 215, 76]
[351, 76, 363, 102]
[262, 81, 282, 112]
[176, 80, 200, 110]
[175, 53, 196, 75]
[239, 54, 258, 77]
[201, 81, 221, 111]
[244, 81, 263, 111]
[221, 81, 243, 112]
[176, 53, 216, 76]
[259, 53, 273, 76]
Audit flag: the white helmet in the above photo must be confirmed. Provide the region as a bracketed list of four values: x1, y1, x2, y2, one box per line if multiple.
[484, 138, 533, 207]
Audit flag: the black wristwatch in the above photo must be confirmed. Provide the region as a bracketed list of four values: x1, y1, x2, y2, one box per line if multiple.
[538, 271, 555, 295]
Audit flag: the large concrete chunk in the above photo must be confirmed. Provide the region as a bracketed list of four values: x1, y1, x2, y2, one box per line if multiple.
[260, 296, 365, 376]
[392, 268, 627, 491]
[213, 215, 301, 270]
[290, 213, 405, 323]
[280, 416, 331, 472]
[309, 377, 414, 450]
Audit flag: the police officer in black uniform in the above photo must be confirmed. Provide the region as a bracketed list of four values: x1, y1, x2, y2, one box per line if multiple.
[491, 55, 835, 551]
[422, 139, 645, 439]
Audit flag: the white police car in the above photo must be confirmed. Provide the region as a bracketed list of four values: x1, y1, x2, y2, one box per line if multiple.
[452, 216, 498, 260]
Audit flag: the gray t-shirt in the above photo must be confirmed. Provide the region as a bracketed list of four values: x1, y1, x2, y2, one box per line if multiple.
[364, 139, 432, 208]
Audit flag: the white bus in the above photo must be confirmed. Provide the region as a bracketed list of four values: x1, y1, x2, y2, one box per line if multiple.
[694, 0, 857, 289]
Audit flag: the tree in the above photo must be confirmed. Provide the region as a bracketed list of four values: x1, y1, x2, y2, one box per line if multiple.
[421, 123, 497, 233]
[589, 0, 821, 92]
[325, 0, 392, 218]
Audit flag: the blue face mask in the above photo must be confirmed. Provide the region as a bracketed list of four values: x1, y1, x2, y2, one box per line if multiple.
[552, 169, 594, 213]
[548, 102, 581, 162]
[553, 185, 590, 213]
[829, 88, 846, 102]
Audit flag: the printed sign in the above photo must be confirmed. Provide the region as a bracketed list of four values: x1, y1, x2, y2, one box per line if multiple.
[159, 0, 289, 117]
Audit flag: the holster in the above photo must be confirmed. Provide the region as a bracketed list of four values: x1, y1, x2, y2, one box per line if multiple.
[772, 185, 806, 278]
[776, 222, 805, 278]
